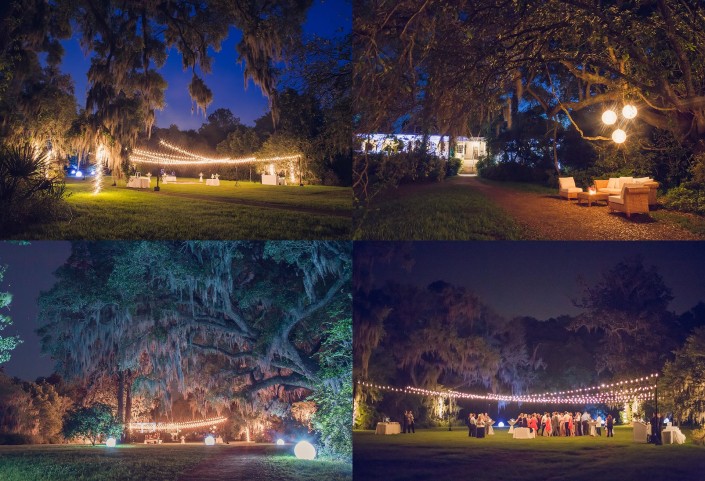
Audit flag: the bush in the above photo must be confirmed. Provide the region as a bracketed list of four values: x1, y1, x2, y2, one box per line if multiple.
[479, 159, 547, 183]
[0, 432, 35, 445]
[446, 157, 462, 177]
[663, 185, 705, 215]
[0, 143, 69, 234]
[62, 403, 122, 445]
[692, 428, 705, 446]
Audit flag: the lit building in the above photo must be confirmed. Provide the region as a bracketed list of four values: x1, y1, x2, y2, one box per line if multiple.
[357, 134, 487, 174]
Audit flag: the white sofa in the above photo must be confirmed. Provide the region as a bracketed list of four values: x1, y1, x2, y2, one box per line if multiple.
[596, 177, 659, 205]
[559, 177, 583, 200]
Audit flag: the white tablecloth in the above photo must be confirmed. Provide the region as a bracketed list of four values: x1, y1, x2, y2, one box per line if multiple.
[262, 174, 285, 185]
[588, 421, 597, 436]
[508, 421, 516, 434]
[206, 178, 220, 186]
[127, 177, 150, 188]
[375, 422, 401, 435]
[662, 427, 686, 445]
[632, 422, 651, 443]
[513, 427, 535, 439]
[164, 175, 177, 183]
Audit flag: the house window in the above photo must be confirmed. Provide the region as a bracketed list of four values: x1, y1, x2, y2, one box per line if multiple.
[473, 146, 480, 159]
[456, 144, 465, 155]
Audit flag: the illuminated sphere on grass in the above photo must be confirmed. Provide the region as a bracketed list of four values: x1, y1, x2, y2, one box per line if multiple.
[205, 435, 215, 446]
[612, 129, 627, 144]
[601, 110, 617, 125]
[498, 422, 505, 428]
[276, 439, 285, 446]
[622, 104, 637, 119]
[106, 437, 116, 447]
[294, 441, 316, 460]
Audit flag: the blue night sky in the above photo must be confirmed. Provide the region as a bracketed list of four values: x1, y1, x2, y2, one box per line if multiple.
[59, 0, 350, 131]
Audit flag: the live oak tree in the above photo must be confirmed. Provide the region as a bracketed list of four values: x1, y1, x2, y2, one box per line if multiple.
[38, 241, 351, 457]
[661, 326, 705, 425]
[0, 265, 21, 364]
[570, 256, 678, 376]
[355, 0, 705, 181]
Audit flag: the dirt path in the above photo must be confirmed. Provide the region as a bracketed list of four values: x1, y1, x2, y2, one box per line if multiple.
[177, 445, 271, 481]
[461, 176, 702, 240]
[153, 190, 350, 218]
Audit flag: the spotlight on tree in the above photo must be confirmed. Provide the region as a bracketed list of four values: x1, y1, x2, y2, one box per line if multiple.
[601, 110, 617, 125]
[276, 438, 285, 446]
[204, 435, 215, 445]
[294, 440, 316, 460]
[612, 129, 627, 144]
[106, 437, 116, 447]
[622, 105, 637, 119]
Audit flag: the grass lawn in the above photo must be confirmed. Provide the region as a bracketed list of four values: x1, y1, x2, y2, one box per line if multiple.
[353, 178, 523, 240]
[354, 426, 705, 481]
[8, 178, 351, 240]
[0, 443, 352, 481]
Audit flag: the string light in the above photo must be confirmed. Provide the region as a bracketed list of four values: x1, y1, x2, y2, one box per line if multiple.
[129, 140, 301, 167]
[128, 415, 227, 432]
[358, 373, 659, 405]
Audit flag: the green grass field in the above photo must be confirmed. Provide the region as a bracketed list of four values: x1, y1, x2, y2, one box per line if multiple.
[9, 178, 351, 240]
[0, 443, 352, 481]
[353, 178, 523, 240]
[354, 426, 705, 481]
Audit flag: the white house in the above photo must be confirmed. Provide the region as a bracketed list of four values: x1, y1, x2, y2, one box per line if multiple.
[358, 134, 487, 174]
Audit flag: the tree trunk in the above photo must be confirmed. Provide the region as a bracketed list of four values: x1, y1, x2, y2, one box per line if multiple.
[116, 370, 124, 424]
[124, 369, 133, 442]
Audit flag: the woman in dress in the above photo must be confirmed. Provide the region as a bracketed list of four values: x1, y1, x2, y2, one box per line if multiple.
[544, 415, 552, 436]
[606, 414, 614, 437]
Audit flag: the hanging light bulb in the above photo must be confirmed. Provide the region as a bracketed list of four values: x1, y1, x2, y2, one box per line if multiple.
[602, 110, 617, 125]
[622, 105, 637, 119]
[612, 129, 627, 144]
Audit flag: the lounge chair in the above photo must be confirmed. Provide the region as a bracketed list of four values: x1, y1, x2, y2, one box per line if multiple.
[595, 177, 659, 206]
[559, 177, 582, 200]
[608, 184, 650, 217]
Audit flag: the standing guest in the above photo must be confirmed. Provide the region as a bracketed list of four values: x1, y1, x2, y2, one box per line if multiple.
[574, 412, 581, 436]
[402, 410, 408, 434]
[468, 413, 476, 437]
[582, 411, 591, 437]
[544, 414, 552, 436]
[596, 415, 603, 436]
[407, 410, 415, 434]
[650, 413, 662, 445]
[528, 414, 538, 434]
[552, 412, 561, 437]
[568, 413, 574, 436]
[606, 414, 614, 437]
[540, 413, 547, 436]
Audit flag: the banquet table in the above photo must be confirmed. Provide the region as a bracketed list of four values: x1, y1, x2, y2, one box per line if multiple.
[127, 177, 150, 188]
[662, 426, 686, 445]
[513, 427, 535, 439]
[375, 422, 401, 435]
[588, 421, 597, 436]
[163, 175, 177, 183]
[205, 178, 220, 186]
[632, 422, 651, 443]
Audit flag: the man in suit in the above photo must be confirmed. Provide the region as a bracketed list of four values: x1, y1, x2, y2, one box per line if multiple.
[650, 413, 661, 444]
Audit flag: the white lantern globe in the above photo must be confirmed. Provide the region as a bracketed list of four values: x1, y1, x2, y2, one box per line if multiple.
[204, 435, 215, 445]
[294, 440, 316, 460]
[106, 437, 116, 447]
[612, 129, 627, 144]
[602, 110, 617, 125]
[276, 438, 285, 446]
[622, 104, 637, 119]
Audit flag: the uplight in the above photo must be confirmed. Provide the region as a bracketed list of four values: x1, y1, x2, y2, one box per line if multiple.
[205, 435, 215, 446]
[106, 437, 116, 447]
[294, 440, 316, 460]
[601, 110, 617, 125]
[276, 438, 285, 446]
[498, 422, 505, 428]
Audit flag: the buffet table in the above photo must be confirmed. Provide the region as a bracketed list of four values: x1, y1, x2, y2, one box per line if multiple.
[375, 422, 401, 435]
[662, 426, 686, 445]
[262, 174, 285, 185]
[205, 178, 220, 186]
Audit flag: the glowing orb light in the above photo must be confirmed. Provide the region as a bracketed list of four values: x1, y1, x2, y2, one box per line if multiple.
[612, 129, 627, 144]
[106, 437, 116, 447]
[664, 418, 670, 424]
[276, 439, 285, 446]
[622, 104, 637, 119]
[204, 435, 215, 446]
[294, 441, 316, 460]
[601, 110, 617, 125]
[75, 170, 83, 178]
[498, 422, 505, 428]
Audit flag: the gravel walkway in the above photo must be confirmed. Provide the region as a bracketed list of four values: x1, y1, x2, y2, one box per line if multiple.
[463, 177, 703, 240]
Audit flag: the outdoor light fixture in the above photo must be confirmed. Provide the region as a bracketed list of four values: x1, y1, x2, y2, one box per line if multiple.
[498, 422, 505, 428]
[276, 439, 285, 446]
[294, 441, 316, 460]
[204, 435, 215, 446]
[601, 110, 617, 125]
[75, 170, 83, 178]
[106, 437, 116, 447]
[622, 104, 637, 119]
[612, 129, 627, 144]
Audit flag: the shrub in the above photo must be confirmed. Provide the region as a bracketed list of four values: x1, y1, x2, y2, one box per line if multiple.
[0, 143, 68, 234]
[663, 185, 705, 215]
[446, 157, 462, 177]
[692, 428, 705, 446]
[62, 403, 122, 445]
[479, 160, 547, 183]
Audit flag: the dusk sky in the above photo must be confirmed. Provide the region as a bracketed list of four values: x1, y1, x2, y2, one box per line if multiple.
[369, 242, 705, 321]
[60, 0, 351, 131]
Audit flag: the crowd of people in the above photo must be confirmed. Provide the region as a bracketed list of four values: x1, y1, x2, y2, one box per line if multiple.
[512, 412, 615, 437]
[466, 413, 495, 438]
